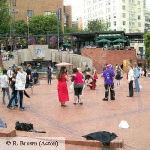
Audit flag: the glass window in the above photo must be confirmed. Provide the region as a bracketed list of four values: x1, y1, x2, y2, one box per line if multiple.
[27, 10, 34, 18]
[138, 15, 141, 20]
[114, 21, 116, 26]
[12, 0, 16, 6]
[122, 5, 126, 10]
[123, 21, 126, 25]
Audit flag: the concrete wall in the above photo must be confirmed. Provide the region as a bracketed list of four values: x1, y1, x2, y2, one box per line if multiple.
[3, 45, 93, 72]
[81, 48, 137, 73]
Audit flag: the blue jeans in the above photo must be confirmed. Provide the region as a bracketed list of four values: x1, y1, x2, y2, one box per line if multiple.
[2, 88, 10, 104]
[7, 90, 18, 107]
[135, 78, 140, 92]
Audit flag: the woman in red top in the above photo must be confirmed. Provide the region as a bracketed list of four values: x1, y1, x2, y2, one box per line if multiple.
[57, 67, 69, 107]
[72, 68, 84, 105]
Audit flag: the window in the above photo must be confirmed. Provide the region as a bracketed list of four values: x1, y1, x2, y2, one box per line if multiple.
[12, 0, 16, 6]
[122, 5, 126, 10]
[138, 15, 141, 20]
[122, 13, 126, 18]
[27, 10, 34, 18]
[122, 0, 125, 2]
[44, 11, 56, 16]
[114, 21, 116, 26]
[123, 21, 126, 25]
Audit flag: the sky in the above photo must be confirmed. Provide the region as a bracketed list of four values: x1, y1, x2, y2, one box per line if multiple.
[64, 0, 84, 21]
[64, 0, 150, 21]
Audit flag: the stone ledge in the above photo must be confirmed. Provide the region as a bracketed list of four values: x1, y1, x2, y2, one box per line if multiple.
[0, 129, 16, 137]
[65, 139, 123, 148]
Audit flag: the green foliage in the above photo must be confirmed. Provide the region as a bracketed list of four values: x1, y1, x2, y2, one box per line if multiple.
[64, 26, 80, 33]
[87, 19, 109, 32]
[29, 15, 61, 35]
[144, 32, 150, 65]
[0, 0, 10, 34]
[13, 20, 28, 35]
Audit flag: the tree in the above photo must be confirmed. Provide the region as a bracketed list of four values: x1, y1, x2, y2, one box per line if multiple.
[13, 20, 28, 35]
[29, 15, 62, 35]
[64, 26, 80, 33]
[87, 19, 109, 32]
[0, 0, 10, 34]
[144, 32, 150, 67]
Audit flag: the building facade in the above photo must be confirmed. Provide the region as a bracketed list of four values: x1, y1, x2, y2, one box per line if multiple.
[83, 0, 147, 33]
[144, 9, 150, 32]
[9, 0, 72, 32]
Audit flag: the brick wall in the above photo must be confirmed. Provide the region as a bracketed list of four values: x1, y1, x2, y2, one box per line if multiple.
[81, 48, 137, 73]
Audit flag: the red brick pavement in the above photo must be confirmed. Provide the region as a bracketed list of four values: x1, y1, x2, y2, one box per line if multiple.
[0, 75, 150, 150]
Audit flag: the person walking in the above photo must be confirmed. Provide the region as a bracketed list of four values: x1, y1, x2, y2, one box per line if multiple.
[115, 65, 123, 86]
[134, 63, 140, 92]
[57, 67, 69, 107]
[127, 65, 134, 97]
[102, 64, 115, 101]
[7, 71, 18, 109]
[15, 66, 27, 111]
[0, 69, 11, 105]
[47, 66, 52, 85]
[143, 64, 147, 77]
[72, 68, 84, 105]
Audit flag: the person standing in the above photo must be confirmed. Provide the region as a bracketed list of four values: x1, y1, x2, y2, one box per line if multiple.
[127, 65, 134, 97]
[26, 64, 33, 94]
[7, 67, 13, 84]
[0, 69, 11, 104]
[115, 65, 123, 86]
[7, 71, 18, 109]
[72, 68, 84, 105]
[47, 66, 52, 85]
[134, 63, 140, 92]
[143, 64, 147, 77]
[57, 67, 69, 107]
[102, 64, 115, 101]
[15, 66, 27, 111]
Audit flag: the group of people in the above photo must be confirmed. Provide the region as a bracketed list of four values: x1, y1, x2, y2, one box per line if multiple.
[57, 62, 147, 106]
[57, 65, 99, 107]
[0, 64, 38, 111]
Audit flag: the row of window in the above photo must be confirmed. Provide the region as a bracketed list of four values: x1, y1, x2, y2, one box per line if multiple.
[27, 10, 56, 18]
[113, 21, 142, 27]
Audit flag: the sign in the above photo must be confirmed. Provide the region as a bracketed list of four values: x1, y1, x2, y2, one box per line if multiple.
[35, 48, 44, 58]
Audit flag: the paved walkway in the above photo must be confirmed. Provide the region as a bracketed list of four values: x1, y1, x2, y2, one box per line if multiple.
[0, 75, 150, 150]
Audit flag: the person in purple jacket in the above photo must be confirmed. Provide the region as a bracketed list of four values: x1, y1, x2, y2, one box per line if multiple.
[102, 64, 115, 101]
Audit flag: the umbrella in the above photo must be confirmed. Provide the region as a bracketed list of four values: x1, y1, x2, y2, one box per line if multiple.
[56, 62, 73, 66]
[63, 42, 71, 47]
[96, 39, 111, 43]
[113, 38, 126, 43]
[83, 131, 117, 146]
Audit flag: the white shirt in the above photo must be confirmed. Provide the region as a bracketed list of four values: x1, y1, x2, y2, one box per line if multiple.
[0, 75, 9, 88]
[7, 70, 13, 78]
[15, 71, 27, 90]
[128, 68, 134, 82]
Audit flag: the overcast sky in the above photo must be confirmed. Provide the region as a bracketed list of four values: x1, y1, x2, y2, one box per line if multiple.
[64, 0, 84, 21]
[64, 0, 150, 21]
